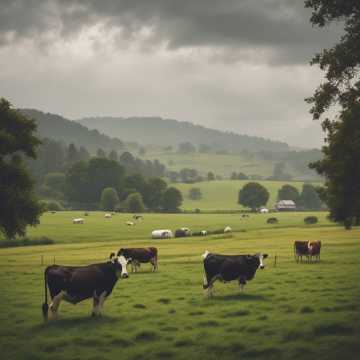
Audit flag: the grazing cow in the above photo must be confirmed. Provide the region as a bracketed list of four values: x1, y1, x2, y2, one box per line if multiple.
[294, 241, 310, 262]
[224, 226, 232, 233]
[73, 218, 84, 224]
[192, 230, 207, 236]
[42, 253, 129, 320]
[104, 213, 112, 218]
[126, 221, 135, 226]
[308, 241, 321, 262]
[133, 215, 143, 221]
[118, 247, 158, 272]
[202, 251, 268, 297]
[175, 228, 191, 238]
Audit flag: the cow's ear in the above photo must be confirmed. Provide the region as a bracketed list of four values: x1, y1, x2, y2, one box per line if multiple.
[263, 254, 268, 259]
[109, 252, 116, 261]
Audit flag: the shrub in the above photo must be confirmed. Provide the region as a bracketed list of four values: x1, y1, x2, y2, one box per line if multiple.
[100, 187, 119, 211]
[267, 217, 279, 224]
[125, 192, 145, 213]
[0, 236, 54, 248]
[304, 216, 318, 224]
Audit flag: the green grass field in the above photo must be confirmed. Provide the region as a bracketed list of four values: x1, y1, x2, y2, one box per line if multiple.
[0, 212, 359, 360]
[174, 180, 321, 211]
[145, 151, 275, 177]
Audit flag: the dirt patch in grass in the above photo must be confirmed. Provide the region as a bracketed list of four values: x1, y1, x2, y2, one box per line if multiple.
[133, 303, 146, 309]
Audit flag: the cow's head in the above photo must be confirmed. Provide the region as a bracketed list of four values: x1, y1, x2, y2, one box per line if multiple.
[109, 252, 129, 278]
[255, 253, 268, 269]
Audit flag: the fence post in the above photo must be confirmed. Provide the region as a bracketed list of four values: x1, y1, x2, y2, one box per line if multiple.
[274, 254, 277, 267]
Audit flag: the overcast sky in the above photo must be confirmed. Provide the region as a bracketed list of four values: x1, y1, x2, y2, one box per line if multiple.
[0, 0, 340, 148]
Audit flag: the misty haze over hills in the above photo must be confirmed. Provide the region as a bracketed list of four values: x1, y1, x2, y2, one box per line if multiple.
[78, 116, 291, 153]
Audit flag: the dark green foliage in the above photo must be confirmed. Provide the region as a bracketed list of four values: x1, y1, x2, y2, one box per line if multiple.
[207, 171, 215, 181]
[299, 184, 322, 210]
[188, 187, 202, 200]
[179, 168, 201, 183]
[238, 182, 270, 211]
[0, 98, 44, 239]
[65, 158, 125, 203]
[278, 185, 300, 203]
[143, 178, 167, 210]
[96, 148, 106, 158]
[0, 236, 54, 248]
[178, 142, 196, 154]
[108, 150, 118, 161]
[162, 187, 183, 212]
[231, 172, 248, 180]
[305, 0, 360, 228]
[100, 187, 119, 211]
[125, 192, 145, 213]
[304, 216, 318, 224]
[44, 172, 66, 193]
[310, 106, 360, 227]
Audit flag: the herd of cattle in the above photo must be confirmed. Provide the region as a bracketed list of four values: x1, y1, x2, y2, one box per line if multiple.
[42, 238, 322, 321]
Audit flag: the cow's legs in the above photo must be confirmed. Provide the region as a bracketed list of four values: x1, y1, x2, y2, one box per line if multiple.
[203, 274, 219, 298]
[239, 278, 247, 292]
[150, 258, 156, 272]
[92, 291, 107, 316]
[49, 290, 65, 318]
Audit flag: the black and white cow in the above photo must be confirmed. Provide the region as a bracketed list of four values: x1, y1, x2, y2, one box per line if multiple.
[202, 250, 268, 297]
[42, 253, 129, 320]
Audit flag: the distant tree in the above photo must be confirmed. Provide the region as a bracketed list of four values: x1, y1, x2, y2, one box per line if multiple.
[164, 146, 173, 152]
[143, 177, 167, 210]
[167, 171, 179, 183]
[65, 158, 125, 203]
[100, 187, 119, 211]
[0, 98, 44, 239]
[277, 185, 300, 203]
[207, 171, 215, 181]
[238, 182, 270, 211]
[125, 174, 147, 197]
[67, 143, 80, 166]
[44, 172, 66, 193]
[96, 148, 106, 158]
[178, 142, 196, 154]
[179, 168, 199, 183]
[162, 187, 183, 212]
[78, 146, 90, 162]
[125, 192, 145, 213]
[238, 172, 248, 180]
[198, 144, 212, 153]
[188, 187, 202, 200]
[108, 150, 118, 162]
[230, 172, 238, 180]
[299, 183, 322, 210]
[138, 147, 146, 156]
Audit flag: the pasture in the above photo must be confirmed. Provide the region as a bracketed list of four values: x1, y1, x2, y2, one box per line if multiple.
[174, 180, 322, 211]
[0, 212, 359, 360]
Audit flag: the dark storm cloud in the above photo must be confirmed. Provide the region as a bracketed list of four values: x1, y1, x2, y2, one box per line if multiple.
[0, 0, 339, 64]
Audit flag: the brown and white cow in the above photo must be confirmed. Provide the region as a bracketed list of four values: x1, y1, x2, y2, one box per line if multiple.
[308, 241, 321, 262]
[294, 240, 321, 262]
[117, 247, 158, 272]
[42, 253, 129, 320]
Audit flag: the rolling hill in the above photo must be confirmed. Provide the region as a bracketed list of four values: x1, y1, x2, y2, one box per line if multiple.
[20, 109, 125, 152]
[77, 116, 290, 153]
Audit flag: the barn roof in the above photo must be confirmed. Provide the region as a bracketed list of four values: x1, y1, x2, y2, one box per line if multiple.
[277, 200, 296, 206]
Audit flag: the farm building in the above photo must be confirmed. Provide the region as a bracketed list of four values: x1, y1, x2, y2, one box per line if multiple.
[275, 200, 296, 211]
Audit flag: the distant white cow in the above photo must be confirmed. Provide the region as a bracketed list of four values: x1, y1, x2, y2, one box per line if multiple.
[224, 226, 232, 233]
[126, 221, 135, 226]
[200, 230, 208, 236]
[104, 213, 112, 218]
[73, 218, 84, 224]
[152, 230, 173, 239]
[260, 208, 269, 214]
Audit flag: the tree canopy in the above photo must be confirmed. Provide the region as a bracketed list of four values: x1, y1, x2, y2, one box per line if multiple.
[238, 182, 269, 211]
[0, 98, 44, 239]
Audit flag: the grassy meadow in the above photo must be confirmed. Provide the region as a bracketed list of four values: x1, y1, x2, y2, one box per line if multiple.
[0, 212, 359, 360]
[174, 180, 322, 211]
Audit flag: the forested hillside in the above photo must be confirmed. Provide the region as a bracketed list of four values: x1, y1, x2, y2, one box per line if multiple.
[20, 109, 125, 152]
[78, 116, 290, 153]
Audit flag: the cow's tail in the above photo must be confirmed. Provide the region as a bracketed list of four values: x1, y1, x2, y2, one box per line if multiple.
[42, 268, 49, 321]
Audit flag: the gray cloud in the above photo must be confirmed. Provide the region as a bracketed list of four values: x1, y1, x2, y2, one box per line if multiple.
[0, 0, 340, 64]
